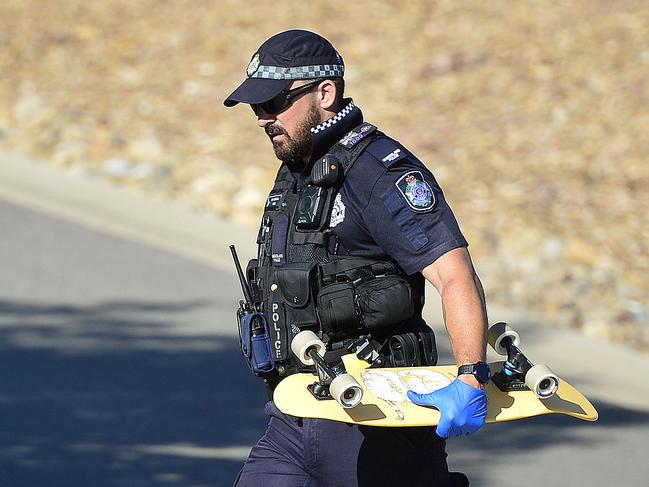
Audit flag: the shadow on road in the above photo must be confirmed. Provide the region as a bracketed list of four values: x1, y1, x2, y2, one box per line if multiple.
[446, 398, 649, 485]
[0, 299, 267, 487]
[1, 299, 647, 487]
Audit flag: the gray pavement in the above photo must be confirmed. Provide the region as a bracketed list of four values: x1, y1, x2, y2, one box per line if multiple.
[0, 199, 265, 486]
[1, 151, 648, 486]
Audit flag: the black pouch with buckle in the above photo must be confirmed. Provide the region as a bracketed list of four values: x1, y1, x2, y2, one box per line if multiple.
[316, 281, 362, 340]
[356, 275, 414, 330]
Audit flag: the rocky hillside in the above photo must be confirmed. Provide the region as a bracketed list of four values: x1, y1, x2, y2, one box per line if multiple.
[1, 0, 647, 350]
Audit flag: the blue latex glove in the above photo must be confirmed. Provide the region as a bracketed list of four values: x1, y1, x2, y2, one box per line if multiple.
[407, 379, 487, 438]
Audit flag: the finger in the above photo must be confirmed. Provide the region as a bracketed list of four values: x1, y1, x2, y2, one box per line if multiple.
[406, 390, 421, 403]
[435, 417, 450, 438]
[407, 390, 440, 407]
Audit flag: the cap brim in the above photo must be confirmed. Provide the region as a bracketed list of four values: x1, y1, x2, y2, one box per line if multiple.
[223, 77, 291, 107]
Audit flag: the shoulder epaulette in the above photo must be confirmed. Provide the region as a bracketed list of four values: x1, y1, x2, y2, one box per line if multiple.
[339, 123, 377, 149]
[365, 137, 408, 168]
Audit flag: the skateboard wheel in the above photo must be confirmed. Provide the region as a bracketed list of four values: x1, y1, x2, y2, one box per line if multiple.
[291, 330, 325, 366]
[330, 373, 363, 409]
[488, 322, 521, 355]
[525, 364, 559, 398]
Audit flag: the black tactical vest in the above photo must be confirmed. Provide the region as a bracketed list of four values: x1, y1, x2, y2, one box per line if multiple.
[245, 124, 426, 380]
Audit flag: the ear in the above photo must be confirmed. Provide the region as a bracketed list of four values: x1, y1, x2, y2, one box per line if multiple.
[316, 79, 338, 111]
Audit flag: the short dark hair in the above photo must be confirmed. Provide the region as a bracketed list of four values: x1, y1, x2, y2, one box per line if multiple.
[332, 77, 345, 109]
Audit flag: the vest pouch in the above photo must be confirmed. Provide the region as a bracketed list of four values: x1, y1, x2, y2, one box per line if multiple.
[418, 327, 438, 365]
[387, 332, 420, 367]
[275, 262, 316, 309]
[316, 281, 361, 339]
[356, 275, 414, 330]
[387, 328, 437, 367]
[272, 263, 319, 334]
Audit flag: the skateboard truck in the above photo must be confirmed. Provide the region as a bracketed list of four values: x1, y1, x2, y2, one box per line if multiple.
[292, 330, 364, 408]
[491, 339, 532, 393]
[307, 348, 344, 400]
[488, 322, 560, 399]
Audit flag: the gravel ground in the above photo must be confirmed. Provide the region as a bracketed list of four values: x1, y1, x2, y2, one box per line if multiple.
[1, 0, 647, 350]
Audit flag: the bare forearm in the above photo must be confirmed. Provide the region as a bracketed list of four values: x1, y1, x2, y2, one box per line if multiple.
[418, 248, 490, 430]
[422, 247, 488, 366]
[440, 273, 488, 365]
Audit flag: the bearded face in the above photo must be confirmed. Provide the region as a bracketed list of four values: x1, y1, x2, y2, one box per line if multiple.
[264, 103, 322, 168]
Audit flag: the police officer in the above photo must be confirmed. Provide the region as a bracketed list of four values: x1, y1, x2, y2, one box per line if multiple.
[224, 30, 489, 487]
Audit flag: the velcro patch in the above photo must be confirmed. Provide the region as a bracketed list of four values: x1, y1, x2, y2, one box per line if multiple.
[265, 191, 283, 210]
[382, 188, 430, 250]
[339, 123, 377, 149]
[395, 171, 436, 212]
[366, 138, 408, 167]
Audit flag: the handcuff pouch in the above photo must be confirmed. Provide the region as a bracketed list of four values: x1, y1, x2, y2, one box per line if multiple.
[268, 264, 319, 362]
[387, 328, 438, 367]
[276, 262, 316, 309]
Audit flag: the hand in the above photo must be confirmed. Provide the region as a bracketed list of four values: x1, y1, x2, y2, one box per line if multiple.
[407, 379, 487, 438]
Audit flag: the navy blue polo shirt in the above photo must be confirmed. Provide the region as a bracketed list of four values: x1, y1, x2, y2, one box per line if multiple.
[308, 102, 468, 276]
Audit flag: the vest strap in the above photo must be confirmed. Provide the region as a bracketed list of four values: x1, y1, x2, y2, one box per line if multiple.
[319, 258, 398, 278]
[291, 231, 329, 246]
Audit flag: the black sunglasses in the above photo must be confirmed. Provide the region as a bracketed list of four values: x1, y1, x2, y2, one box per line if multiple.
[251, 80, 322, 116]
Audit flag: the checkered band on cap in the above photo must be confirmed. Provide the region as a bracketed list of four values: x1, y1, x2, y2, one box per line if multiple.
[250, 64, 345, 80]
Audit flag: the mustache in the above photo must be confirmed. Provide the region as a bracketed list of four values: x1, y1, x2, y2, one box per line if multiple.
[265, 125, 287, 138]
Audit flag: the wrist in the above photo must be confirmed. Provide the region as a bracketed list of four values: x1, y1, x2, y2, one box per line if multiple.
[457, 373, 485, 390]
[457, 361, 491, 385]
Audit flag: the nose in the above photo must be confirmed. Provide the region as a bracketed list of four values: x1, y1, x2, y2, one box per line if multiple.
[257, 111, 276, 128]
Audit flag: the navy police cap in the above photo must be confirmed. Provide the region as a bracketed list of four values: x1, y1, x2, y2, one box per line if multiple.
[224, 29, 344, 107]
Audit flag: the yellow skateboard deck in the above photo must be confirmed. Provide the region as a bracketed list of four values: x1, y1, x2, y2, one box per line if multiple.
[274, 354, 598, 427]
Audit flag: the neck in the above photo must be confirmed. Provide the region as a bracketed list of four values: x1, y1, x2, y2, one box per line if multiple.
[308, 99, 361, 164]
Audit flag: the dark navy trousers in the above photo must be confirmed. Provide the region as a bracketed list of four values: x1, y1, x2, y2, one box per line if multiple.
[235, 401, 453, 487]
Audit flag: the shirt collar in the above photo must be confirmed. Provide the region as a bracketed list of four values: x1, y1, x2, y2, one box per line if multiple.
[309, 99, 363, 163]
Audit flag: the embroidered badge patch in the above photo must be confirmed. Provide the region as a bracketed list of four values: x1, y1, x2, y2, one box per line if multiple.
[247, 53, 260, 77]
[382, 149, 401, 164]
[329, 193, 346, 227]
[395, 171, 436, 212]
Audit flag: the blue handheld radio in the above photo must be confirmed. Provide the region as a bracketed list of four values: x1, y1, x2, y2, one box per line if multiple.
[230, 245, 274, 375]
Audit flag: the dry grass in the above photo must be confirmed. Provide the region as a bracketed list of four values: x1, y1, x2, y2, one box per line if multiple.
[1, 0, 647, 348]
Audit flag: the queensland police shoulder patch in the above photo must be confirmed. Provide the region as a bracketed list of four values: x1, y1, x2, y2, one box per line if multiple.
[395, 171, 436, 212]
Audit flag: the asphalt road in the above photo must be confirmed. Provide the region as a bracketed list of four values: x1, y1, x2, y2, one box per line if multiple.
[1, 153, 648, 486]
[0, 199, 266, 486]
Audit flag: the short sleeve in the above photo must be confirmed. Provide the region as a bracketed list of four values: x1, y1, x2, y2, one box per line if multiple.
[361, 160, 468, 275]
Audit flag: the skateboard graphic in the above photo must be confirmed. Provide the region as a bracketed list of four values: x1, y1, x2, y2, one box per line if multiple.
[274, 323, 599, 427]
